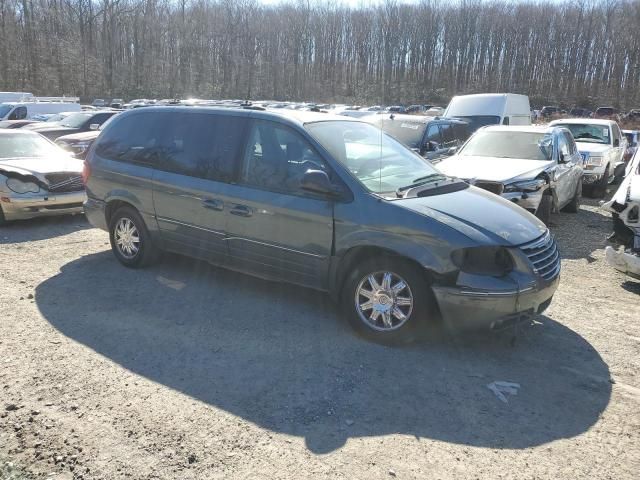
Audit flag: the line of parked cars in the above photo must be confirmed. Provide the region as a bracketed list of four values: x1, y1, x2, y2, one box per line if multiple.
[1, 92, 637, 342]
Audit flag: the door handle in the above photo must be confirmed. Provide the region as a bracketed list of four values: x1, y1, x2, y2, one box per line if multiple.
[229, 204, 252, 217]
[202, 198, 224, 211]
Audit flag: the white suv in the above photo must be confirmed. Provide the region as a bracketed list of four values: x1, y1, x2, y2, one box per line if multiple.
[549, 118, 626, 197]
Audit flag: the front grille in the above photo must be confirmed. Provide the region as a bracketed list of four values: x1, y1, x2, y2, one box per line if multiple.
[519, 231, 561, 281]
[474, 181, 504, 195]
[45, 173, 84, 193]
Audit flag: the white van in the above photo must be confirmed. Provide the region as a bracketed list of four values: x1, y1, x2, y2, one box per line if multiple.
[0, 92, 34, 103]
[443, 93, 531, 132]
[0, 100, 81, 121]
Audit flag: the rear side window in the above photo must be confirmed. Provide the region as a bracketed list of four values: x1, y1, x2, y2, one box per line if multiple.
[94, 112, 166, 165]
[157, 113, 247, 182]
[90, 112, 115, 126]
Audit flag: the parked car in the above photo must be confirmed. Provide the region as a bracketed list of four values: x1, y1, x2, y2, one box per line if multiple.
[436, 126, 583, 224]
[540, 106, 561, 118]
[24, 110, 118, 141]
[0, 130, 85, 224]
[0, 120, 39, 129]
[0, 100, 81, 121]
[594, 106, 618, 119]
[364, 114, 470, 163]
[92, 99, 107, 107]
[549, 118, 627, 195]
[110, 98, 124, 109]
[604, 148, 640, 279]
[569, 108, 592, 118]
[625, 109, 640, 121]
[84, 107, 560, 343]
[443, 93, 531, 132]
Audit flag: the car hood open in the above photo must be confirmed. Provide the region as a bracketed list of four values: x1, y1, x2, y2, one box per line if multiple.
[395, 185, 547, 246]
[436, 155, 552, 183]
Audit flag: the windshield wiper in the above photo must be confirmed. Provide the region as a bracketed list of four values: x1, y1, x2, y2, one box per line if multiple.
[396, 173, 448, 194]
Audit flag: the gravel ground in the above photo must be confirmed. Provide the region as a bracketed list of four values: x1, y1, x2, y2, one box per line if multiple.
[1, 196, 639, 480]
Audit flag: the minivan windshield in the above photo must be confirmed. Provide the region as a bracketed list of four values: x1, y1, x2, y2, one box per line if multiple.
[450, 115, 500, 133]
[59, 113, 91, 128]
[552, 123, 610, 145]
[459, 130, 553, 160]
[306, 120, 441, 194]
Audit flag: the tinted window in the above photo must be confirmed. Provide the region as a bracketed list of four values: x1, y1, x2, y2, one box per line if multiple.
[158, 113, 246, 182]
[90, 112, 116, 125]
[425, 124, 441, 145]
[95, 112, 166, 165]
[242, 120, 328, 195]
[439, 123, 465, 149]
[9, 106, 27, 120]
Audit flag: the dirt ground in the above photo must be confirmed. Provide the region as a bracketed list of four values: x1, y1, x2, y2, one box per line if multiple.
[1, 195, 639, 480]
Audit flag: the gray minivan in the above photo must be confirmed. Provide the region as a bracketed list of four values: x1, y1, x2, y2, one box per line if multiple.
[84, 107, 560, 343]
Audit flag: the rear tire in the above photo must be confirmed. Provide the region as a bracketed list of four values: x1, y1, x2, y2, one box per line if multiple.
[108, 206, 159, 268]
[561, 181, 581, 213]
[535, 194, 553, 225]
[342, 256, 436, 345]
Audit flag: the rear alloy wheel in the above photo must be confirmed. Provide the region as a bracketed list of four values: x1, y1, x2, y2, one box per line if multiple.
[343, 257, 434, 344]
[109, 206, 159, 268]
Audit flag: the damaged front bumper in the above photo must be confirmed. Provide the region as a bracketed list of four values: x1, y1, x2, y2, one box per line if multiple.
[501, 190, 544, 214]
[432, 273, 559, 331]
[0, 191, 86, 221]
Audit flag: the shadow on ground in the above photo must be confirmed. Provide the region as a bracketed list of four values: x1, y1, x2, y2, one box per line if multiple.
[36, 251, 611, 454]
[0, 214, 91, 244]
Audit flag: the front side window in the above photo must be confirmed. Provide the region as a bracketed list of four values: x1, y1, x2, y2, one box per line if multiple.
[306, 120, 440, 195]
[557, 134, 570, 157]
[241, 120, 328, 194]
[458, 130, 553, 161]
[9, 107, 27, 120]
[425, 124, 441, 146]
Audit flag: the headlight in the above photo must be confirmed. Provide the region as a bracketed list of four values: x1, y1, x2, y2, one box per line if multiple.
[72, 141, 92, 154]
[55, 140, 69, 149]
[451, 246, 514, 276]
[585, 155, 604, 168]
[504, 178, 546, 193]
[6, 178, 40, 194]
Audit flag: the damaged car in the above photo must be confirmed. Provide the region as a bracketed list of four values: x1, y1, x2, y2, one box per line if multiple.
[435, 126, 583, 225]
[0, 130, 85, 224]
[85, 108, 560, 343]
[604, 148, 640, 280]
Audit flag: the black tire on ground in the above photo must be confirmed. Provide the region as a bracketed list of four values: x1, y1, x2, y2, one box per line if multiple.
[535, 194, 553, 225]
[108, 206, 159, 268]
[342, 256, 436, 345]
[593, 165, 610, 198]
[561, 181, 582, 213]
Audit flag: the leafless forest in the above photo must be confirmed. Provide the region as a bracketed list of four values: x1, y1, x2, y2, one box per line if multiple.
[1, 0, 639, 107]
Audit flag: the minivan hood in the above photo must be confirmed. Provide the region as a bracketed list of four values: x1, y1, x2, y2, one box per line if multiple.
[436, 155, 552, 183]
[575, 143, 611, 154]
[395, 185, 546, 246]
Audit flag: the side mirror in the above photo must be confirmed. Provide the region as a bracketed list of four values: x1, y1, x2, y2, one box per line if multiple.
[446, 147, 458, 156]
[89, 123, 100, 130]
[300, 170, 340, 196]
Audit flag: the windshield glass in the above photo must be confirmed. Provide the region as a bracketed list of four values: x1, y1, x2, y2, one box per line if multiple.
[450, 115, 500, 133]
[0, 133, 64, 158]
[0, 105, 14, 118]
[59, 113, 91, 128]
[553, 123, 610, 145]
[372, 119, 426, 149]
[306, 120, 440, 194]
[459, 131, 553, 160]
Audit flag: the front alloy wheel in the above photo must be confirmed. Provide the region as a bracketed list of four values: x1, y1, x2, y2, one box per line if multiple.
[355, 271, 413, 331]
[114, 217, 141, 259]
[108, 206, 159, 268]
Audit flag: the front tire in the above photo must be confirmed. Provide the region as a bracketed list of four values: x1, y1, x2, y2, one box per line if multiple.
[593, 165, 610, 198]
[342, 257, 435, 344]
[561, 181, 581, 213]
[535, 194, 553, 225]
[108, 206, 159, 268]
